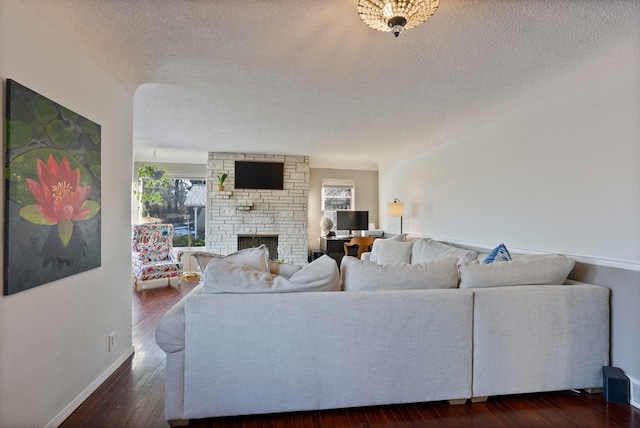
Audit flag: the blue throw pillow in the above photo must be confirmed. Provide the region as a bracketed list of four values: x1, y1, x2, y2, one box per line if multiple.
[483, 243, 511, 264]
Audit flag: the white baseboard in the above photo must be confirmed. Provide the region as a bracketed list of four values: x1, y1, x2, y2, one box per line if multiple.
[44, 345, 135, 428]
[629, 374, 640, 410]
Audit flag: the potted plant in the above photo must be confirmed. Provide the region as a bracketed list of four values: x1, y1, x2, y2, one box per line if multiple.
[217, 173, 228, 191]
[134, 164, 171, 218]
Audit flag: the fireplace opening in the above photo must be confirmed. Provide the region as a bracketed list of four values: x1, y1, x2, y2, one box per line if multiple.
[238, 235, 278, 260]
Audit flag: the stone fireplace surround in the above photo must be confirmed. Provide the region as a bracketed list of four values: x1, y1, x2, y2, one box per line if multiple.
[206, 153, 309, 264]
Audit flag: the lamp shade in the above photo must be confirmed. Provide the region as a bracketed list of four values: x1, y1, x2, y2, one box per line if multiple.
[387, 201, 404, 217]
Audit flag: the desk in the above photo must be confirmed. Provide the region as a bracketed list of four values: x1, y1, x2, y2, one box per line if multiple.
[319, 237, 353, 265]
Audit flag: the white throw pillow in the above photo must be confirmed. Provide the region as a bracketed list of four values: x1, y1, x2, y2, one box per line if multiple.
[191, 251, 220, 271]
[341, 256, 459, 291]
[192, 245, 270, 273]
[369, 233, 406, 263]
[203, 255, 340, 293]
[376, 241, 413, 264]
[411, 238, 477, 265]
[458, 254, 575, 288]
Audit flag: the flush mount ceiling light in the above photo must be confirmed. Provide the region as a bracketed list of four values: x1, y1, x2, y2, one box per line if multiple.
[358, 0, 440, 37]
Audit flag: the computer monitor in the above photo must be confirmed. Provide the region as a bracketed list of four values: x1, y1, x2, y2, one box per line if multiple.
[336, 210, 369, 236]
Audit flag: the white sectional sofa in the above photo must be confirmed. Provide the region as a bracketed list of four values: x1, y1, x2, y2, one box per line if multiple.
[471, 282, 610, 399]
[156, 240, 610, 426]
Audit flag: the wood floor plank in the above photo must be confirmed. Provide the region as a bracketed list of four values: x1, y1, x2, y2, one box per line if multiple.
[61, 279, 640, 427]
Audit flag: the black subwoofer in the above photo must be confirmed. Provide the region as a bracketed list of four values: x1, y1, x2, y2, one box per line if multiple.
[308, 249, 324, 262]
[603, 366, 630, 404]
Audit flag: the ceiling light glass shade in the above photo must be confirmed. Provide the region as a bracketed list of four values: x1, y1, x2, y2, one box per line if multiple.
[358, 0, 440, 37]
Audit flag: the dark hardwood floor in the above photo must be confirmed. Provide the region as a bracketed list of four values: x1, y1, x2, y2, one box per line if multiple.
[61, 280, 640, 427]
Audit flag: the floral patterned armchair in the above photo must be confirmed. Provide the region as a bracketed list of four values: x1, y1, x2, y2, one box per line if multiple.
[132, 224, 183, 287]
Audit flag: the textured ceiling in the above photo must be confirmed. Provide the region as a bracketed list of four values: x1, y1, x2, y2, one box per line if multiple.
[19, 0, 640, 167]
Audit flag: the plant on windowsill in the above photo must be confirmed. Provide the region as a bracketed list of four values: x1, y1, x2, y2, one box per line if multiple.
[217, 172, 228, 191]
[134, 164, 171, 219]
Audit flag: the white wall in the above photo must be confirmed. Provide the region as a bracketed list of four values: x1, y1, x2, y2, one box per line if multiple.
[378, 59, 640, 377]
[0, 1, 134, 426]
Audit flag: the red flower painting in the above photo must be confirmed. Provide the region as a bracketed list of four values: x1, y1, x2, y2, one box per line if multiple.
[20, 154, 100, 246]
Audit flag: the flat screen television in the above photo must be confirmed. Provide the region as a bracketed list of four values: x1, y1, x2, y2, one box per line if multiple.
[235, 161, 284, 190]
[336, 210, 369, 234]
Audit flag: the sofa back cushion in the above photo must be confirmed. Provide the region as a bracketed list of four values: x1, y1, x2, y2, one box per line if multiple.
[376, 241, 413, 264]
[369, 233, 406, 263]
[341, 256, 459, 291]
[203, 255, 340, 293]
[192, 245, 270, 273]
[458, 254, 575, 288]
[411, 238, 477, 265]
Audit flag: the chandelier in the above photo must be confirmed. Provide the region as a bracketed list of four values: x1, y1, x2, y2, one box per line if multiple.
[357, 0, 440, 37]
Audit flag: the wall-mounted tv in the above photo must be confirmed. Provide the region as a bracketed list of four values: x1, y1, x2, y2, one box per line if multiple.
[235, 161, 284, 190]
[337, 210, 369, 234]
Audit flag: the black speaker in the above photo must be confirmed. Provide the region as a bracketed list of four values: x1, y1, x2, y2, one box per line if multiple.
[308, 249, 324, 262]
[603, 366, 630, 404]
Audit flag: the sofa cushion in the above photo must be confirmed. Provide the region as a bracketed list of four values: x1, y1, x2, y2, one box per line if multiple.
[476, 252, 490, 263]
[341, 256, 459, 291]
[192, 251, 218, 271]
[155, 283, 204, 354]
[369, 233, 406, 263]
[268, 260, 303, 278]
[483, 243, 512, 264]
[192, 245, 270, 272]
[411, 238, 477, 265]
[459, 254, 575, 288]
[203, 255, 340, 293]
[376, 241, 413, 264]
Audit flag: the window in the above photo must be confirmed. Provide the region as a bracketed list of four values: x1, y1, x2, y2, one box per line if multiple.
[322, 179, 355, 231]
[144, 178, 206, 246]
[322, 179, 354, 211]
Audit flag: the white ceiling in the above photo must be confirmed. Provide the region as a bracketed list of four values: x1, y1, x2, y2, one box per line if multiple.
[19, 0, 640, 168]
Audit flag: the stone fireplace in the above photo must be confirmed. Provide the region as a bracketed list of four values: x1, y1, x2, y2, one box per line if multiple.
[206, 153, 309, 264]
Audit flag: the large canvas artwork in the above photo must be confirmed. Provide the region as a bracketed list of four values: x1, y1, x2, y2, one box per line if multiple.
[4, 80, 101, 295]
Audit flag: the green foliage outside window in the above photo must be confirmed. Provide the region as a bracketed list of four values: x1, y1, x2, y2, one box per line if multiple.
[134, 164, 170, 216]
[173, 234, 205, 247]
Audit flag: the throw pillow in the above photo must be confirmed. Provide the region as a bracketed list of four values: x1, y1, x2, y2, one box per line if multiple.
[192, 245, 270, 273]
[340, 256, 459, 291]
[458, 254, 575, 288]
[191, 251, 220, 271]
[203, 255, 340, 293]
[410, 238, 477, 266]
[483, 243, 512, 264]
[376, 241, 413, 264]
[369, 233, 406, 263]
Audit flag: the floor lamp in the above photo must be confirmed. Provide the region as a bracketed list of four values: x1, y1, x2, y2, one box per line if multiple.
[387, 199, 404, 234]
